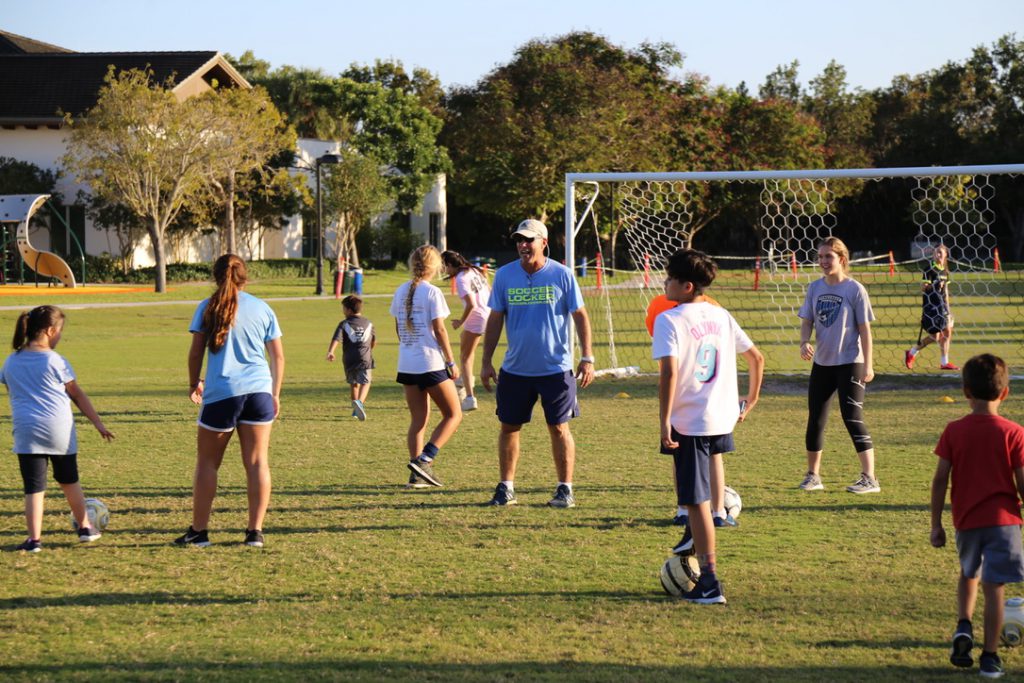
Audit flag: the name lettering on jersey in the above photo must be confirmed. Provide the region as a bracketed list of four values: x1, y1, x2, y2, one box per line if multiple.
[507, 285, 556, 306]
[688, 320, 722, 340]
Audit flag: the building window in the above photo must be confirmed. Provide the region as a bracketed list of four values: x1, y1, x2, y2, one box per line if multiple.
[429, 212, 442, 247]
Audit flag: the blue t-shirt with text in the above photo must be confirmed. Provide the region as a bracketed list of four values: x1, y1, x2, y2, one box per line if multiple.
[488, 258, 585, 376]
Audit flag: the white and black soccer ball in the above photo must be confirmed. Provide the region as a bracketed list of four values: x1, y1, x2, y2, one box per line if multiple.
[1002, 597, 1024, 647]
[724, 485, 742, 519]
[70, 498, 110, 532]
[660, 554, 700, 598]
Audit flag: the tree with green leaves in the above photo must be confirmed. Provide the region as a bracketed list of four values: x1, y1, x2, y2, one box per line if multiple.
[321, 148, 390, 268]
[0, 156, 60, 198]
[342, 59, 446, 120]
[62, 68, 217, 292]
[759, 61, 802, 103]
[198, 85, 297, 254]
[871, 34, 1024, 257]
[443, 32, 682, 226]
[806, 61, 875, 169]
[236, 54, 451, 258]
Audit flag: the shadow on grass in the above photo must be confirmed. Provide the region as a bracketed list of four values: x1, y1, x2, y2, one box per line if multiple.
[0, 660, 963, 682]
[0, 588, 661, 611]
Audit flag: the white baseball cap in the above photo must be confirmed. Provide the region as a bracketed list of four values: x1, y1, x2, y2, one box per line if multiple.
[512, 219, 548, 240]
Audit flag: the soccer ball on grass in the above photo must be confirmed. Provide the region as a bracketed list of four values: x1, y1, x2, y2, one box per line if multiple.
[1002, 597, 1024, 647]
[70, 498, 110, 532]
[660, 554, 700, 597]
[724, 486, 742, 519]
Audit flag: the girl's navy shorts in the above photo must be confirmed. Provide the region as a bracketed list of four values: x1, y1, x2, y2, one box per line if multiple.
[198, 393, 275, 432]
[396, 370, 448, 390]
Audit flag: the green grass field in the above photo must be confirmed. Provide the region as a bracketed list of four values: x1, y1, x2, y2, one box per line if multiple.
[1, 272, 1023, 681]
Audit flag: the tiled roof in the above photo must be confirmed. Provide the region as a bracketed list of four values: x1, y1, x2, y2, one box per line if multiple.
[0, 30, 74, 54]
[0, 52, 226, 122]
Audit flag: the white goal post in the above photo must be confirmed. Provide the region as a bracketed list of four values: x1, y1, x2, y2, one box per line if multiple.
[565, 164, 1024, 375]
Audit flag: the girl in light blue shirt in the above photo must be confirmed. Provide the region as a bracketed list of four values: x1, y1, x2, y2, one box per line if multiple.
[0, 305, 114, 552]
[177, 254, 284, 548]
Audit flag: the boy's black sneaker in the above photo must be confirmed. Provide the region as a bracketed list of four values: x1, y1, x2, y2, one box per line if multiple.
[671, 526, 694, 556]
[979, 651, 1003, 678]
[672, 513, 688, 526]
[244, 529, 264, 548]
[682, 573, 727, 605]
[15, 538, 41, 553]
[174, 526, 210, 547]
[408, 457, 442, 487]
[949, 620, 973, 668]
[78, 526, 102, 543]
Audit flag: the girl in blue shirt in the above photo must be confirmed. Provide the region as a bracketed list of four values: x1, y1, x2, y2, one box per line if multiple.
[176, 254, 284, 548]
[1, 305, 114, 552]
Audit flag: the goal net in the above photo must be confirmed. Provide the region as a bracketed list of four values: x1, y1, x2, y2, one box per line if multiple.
[565, 165, 1024, 376]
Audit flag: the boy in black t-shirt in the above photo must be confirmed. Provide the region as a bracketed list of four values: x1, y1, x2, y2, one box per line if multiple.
[327, 295, 376, 420]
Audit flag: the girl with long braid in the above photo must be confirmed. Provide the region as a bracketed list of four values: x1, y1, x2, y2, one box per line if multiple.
[390, 245, 462, 488]
[177, 254, 284, 548]
[442, 250, 492, 412]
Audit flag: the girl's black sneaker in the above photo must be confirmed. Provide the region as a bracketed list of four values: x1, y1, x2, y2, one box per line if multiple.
[244, 529, 264, 548]
[174, 526, 210, 547]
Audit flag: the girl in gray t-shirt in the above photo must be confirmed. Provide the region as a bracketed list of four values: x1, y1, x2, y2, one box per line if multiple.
[0, 305, 114, 552]
[796, 237, 879, 496]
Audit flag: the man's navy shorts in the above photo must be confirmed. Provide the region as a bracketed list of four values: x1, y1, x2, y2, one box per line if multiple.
[198, 393, 276, 432]
[495, 369, 579, 426]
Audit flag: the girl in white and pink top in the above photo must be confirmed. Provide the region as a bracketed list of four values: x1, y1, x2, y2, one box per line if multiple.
[443, 251, 492, 411]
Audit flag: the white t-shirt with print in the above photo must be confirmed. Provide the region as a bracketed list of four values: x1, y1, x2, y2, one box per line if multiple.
[651, 301, 753, 436]
[390, 280, 451, 373]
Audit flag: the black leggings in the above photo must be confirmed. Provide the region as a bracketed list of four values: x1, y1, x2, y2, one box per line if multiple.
[805, 363, 873, 454]
[18, 453, 79, 494]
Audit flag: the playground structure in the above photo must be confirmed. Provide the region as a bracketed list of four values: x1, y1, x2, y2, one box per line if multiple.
[0, 194, 77, 287]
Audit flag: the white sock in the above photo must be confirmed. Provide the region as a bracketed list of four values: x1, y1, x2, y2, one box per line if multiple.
[676, 506, 687, 517]
[559, 482, 573, 492]
[941, 354, 949, 365]
[909, 346, 919, 356]
[713, 509, 726, 519]
[501, 480, 514, 492]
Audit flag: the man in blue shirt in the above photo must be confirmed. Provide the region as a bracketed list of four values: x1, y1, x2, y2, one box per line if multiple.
[480, 219, 595, 508]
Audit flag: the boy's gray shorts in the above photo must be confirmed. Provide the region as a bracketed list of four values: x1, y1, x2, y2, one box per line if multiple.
[345, 368, 372, 385]
[956, 524, 1024, 583]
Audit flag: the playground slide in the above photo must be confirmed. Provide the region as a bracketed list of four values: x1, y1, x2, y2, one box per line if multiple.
[0, 194, 76, 287]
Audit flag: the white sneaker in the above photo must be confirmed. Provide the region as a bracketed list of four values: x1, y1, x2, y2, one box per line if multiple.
[352, 400, 367, 421]
[462, 395, 478, 411]
[798, 472, 824, 491]
[846, 472, 880, 494]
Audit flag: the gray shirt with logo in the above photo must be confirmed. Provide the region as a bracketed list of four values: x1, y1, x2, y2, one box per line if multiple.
[798, 277, 875, 366]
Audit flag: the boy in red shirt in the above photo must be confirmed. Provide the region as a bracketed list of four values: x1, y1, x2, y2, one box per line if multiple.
[931, 353, 1024, 678]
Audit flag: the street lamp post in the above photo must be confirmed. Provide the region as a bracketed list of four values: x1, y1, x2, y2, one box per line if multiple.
[314, 153, 343, 296]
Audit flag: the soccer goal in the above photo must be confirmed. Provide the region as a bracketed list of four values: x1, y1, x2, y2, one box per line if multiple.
[565, 165, 1024, 376]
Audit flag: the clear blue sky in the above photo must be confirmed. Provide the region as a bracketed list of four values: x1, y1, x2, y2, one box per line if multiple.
[6, 0, 1021, 91]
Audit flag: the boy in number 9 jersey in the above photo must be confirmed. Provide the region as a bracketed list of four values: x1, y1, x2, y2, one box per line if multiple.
[652, 249, 764, 604]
